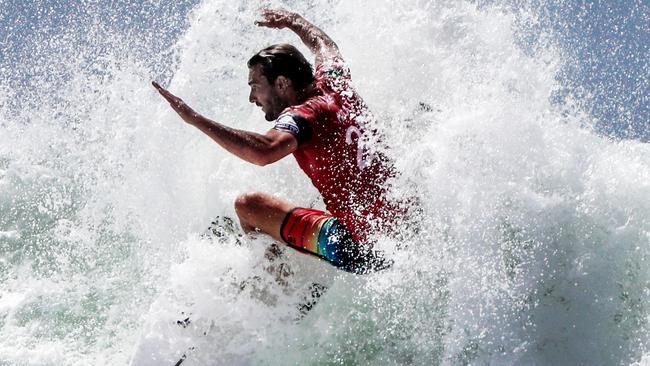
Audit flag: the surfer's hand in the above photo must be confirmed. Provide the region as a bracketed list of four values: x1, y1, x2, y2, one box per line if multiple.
[255, 8, 299, 29]
[152, 81, 197, 123]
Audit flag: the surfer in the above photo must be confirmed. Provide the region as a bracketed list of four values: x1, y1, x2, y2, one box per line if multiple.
[153, 9, 403, 274]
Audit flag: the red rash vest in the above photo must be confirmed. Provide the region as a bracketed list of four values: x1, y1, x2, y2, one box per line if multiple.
[273, 58, 397, 243]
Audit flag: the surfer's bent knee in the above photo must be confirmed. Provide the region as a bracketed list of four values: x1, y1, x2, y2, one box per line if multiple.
[234, 192, 267, 212]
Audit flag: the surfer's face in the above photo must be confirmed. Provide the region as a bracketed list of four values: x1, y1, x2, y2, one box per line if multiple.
[248, 64, 287, 121]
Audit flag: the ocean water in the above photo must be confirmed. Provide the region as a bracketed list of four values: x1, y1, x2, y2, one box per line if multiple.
[1, 0, 649, 365]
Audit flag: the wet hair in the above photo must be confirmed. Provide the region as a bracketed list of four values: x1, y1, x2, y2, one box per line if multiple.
[247, 44, 314, 90]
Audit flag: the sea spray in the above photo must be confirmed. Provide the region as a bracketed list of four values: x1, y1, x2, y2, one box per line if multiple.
[1, 1, 648, 365]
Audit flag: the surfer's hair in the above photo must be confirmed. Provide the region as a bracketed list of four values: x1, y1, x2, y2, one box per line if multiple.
[248, 44, 314, 90]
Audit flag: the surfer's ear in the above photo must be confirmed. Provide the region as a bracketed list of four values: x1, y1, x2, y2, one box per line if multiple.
[274, 75, 292, 91]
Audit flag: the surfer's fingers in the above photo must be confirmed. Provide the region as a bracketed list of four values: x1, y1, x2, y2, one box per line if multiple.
[256, 8, 293, 28]
[156, 86, 180, 104]
[261, 8, 294, 17]
[254, 8, 271, 26]
[254, 15, 276, 28]
[152, 82, 169, 97]
[156, 89, 185, 111]
[152, 81, 177, 100]
[151, 80, 192, 115]
[259, 8, 278, 18]
[152, 81, 173, 98]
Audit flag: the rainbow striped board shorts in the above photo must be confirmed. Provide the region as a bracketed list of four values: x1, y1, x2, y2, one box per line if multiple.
[280, 207, 392, 274]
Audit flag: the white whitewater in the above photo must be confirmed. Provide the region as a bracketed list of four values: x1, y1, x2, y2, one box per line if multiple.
[1, 1, 649, 365]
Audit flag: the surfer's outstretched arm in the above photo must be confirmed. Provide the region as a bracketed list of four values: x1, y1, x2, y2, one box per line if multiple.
[152, 81, 296, 166]
[256, 8, 342, 66]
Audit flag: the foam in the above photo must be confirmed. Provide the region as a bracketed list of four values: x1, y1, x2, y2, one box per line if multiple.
[0, 1, 648, 365]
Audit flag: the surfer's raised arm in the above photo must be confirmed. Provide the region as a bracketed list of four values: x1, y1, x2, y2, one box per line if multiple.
[255, 9, 342, 67]
[152, 81, 297, 166]
[153, 9, 401, 277]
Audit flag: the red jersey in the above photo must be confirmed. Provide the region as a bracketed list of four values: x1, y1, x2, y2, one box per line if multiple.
[273, 58, 397, 242]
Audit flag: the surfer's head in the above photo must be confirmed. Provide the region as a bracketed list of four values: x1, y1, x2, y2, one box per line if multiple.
[247, 44, 314, 121]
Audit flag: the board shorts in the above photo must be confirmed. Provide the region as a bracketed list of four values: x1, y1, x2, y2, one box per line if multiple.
[280, 207, 392, 274]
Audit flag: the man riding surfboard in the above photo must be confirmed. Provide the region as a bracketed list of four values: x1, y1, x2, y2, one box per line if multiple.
[153, 8, 402, 274]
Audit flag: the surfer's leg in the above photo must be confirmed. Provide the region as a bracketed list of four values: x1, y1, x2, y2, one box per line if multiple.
[234, 191, 295, 242]
[280, 208, 393, 274]
[235, 195, 392, 273]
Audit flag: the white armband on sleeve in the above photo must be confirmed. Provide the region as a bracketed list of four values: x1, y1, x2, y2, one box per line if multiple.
[273, 112, 310, 144]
